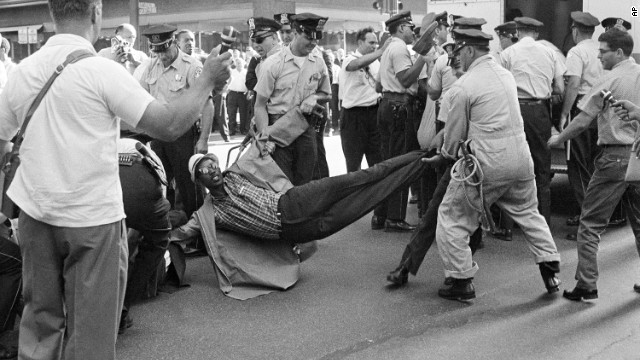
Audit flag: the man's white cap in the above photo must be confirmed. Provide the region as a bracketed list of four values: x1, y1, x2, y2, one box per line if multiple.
[188, 153, 218, 182]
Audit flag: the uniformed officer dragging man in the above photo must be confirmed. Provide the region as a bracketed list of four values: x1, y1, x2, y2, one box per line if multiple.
[425, 28, 561, 301]
[254, 13, 331, 186]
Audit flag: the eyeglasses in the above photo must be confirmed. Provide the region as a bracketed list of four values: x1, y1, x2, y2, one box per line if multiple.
[402, 24, 416, 32]
[598, 48, 616, 55]
[197, 163, 219, 175]
[252, 36, 268, 45]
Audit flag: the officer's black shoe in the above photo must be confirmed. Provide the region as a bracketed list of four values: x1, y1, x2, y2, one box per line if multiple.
[539, 261, 561, 294]
[371, 215, 385, 230]
[386, 265, 409, 286]
[438, 278, 476, 300]
[118, 313, 133, 335]
[565, 233, 577, 241]
[563, 286, 598, 301]
[633, 283, 640, 293]
[492, 228, 512, 241]
[608, 217, 627, 228]
[384, 220, 416, 233]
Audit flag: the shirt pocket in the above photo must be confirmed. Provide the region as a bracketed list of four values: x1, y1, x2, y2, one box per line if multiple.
[271, 78, 296, 102]
[169, 78, 188, 93]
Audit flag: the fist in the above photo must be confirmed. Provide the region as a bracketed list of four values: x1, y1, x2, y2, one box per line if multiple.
[204, 52, 232, 93]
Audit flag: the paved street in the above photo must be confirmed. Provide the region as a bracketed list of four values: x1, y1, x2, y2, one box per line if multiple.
[117, 134, 640, 360]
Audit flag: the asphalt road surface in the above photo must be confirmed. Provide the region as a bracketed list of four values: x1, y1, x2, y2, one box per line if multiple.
[116, 134, 640, 360]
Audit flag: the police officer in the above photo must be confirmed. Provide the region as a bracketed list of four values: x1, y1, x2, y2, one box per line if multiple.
[601, 17, 632, 32]
[376, 11, 426, 232]
[559, 12, 603, 238]
[494, 21, 518, 52]
[140, 24, 209, 220]
[499, 17, 566, 225]
[253, 13, 331, 186]
[249, 17, 283, 78]
[275, 12, 296, 46]
[429, 28, 561, 301]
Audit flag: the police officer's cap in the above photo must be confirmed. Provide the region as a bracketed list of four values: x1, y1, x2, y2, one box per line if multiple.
[494, 21, 517, 38]
[601, 17, 632, 31]
[274, 13, 296, 29]
[292, 13, 329, 40]
[385, 10, 413, 28]
[570, 11, 599, 29]
[453, 17, 487, 30]
[248, 17, 281, 39]
[451, 29, 493, 53]
[421, 11, 449, 33]
[143, 24, 177, 52]
[514, 17, 544, 31]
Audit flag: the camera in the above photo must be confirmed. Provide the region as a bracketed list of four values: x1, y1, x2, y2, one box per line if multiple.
[600, 90, 618, 106]
[111, 35, 131, 62]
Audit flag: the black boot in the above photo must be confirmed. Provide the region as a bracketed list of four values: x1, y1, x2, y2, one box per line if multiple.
[387, 257, 410, 286]
[438, 278, 475, 300]
[539, 261, 561, 294]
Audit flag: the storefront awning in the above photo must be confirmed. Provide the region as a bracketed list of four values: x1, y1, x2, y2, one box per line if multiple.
[0, 0, 47, 9]
[0, 24, 43, 33]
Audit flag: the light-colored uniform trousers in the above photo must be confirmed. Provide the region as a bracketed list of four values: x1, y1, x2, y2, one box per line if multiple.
[576, 146, 640, 291]
[436, 132, 561, 279]
[18, 213, 128, 360]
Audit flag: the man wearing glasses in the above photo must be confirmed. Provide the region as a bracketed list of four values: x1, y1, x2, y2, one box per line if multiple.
[376, 11, 426, 232]
[139, 25, 210, 220]
[254, 13, 331, 186]
[548, 28, 640, 301]
[97, 23, 148, 75]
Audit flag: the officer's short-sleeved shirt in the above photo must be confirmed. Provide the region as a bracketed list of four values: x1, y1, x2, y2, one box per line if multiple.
[379, 37, 418, 95]
[428, 53, 456, 99]
[565, 38, 603, 95]
[579, 59, 640, 145]
[254, 45, 331, 115]
[139, 49, 202, 103]
[0, 34, 154, 227]
[499, 37, 566, 99]
[340, 50, 380, 108]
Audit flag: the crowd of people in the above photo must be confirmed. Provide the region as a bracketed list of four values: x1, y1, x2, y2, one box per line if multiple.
[0, 0, 639, 358]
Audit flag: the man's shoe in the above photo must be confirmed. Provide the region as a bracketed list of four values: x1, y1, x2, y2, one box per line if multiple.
[566, 215, 580, 226]
[443, 277, 453, 286]
[386, 266, 409, 286]
[371, 215, 385, 230]
[634, 284, 640, 293]
[118, 313, 133, 335]
[491, 228, 512, 241]
[409, 195, 418, 204]
[563, 286, 598, 301]
[565, 233, 577, 241]
[384, 220, 416, 233]
[539, 261, 561, 294]
[438, 278, 476, 300]
[608, 217, 627, 228]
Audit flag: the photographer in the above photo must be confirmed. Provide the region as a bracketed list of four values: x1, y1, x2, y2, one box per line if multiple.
[97, 23, 148, 75]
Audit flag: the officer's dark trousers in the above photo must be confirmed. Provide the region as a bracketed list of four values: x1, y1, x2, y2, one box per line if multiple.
[0, 236, 21, 333]
[226, 90, 249, 135]
[520, 102, 551, 224]
[213, 93, 229, 139]
[270, 114, 318, 186]
[313, 109, 330, 180]
[120, 161, 171, 312]
[152, 127, 202, 218]
[377, 95, 415, 221]
[399, 165, 483, 275]
[279, 150, 427, 243]
[340, 104, 385, 218]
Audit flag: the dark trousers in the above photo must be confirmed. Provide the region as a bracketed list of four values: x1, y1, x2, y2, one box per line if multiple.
[120, 162, 171, 311]
[151, 128, 203, 218]
[279, 150, 427, 243]
[213, 93, 229, 139]
[340, 104, 385, 217]
[313, 109, 330, 180]
[399, 165, 483, 275]
[377, 96, 416, 221]
[329, 84, 340, 131]
[0, 236, 21, 333]
[226, 90, 249, 135]
[520, 102, 551, 224]
[270, 115, 318, 186]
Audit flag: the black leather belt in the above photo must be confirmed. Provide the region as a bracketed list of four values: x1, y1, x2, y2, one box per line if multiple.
[382, 92, 415, 102]
[601, 144, 633, 149]
[518, 98, 547, 105]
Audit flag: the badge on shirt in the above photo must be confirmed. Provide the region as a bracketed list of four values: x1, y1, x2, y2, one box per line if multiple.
[175, 74, 182, 81]
[195, 68, 202, 79]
